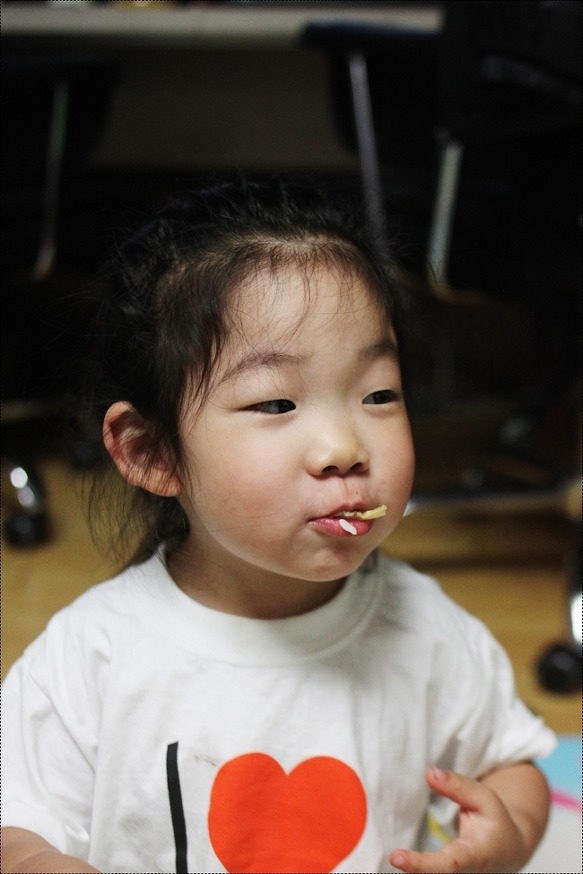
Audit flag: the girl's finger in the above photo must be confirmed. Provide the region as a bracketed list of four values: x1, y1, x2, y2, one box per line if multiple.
[426, 766, 490, 811]
[390, 841, 474, 873]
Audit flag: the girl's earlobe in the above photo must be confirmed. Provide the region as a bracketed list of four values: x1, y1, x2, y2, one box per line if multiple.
[103, 401, 182, 497]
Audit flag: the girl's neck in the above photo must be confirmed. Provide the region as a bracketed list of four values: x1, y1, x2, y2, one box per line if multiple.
[166, 546, 346, 620]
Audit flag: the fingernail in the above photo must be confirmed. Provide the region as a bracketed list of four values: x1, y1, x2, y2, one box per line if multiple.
[429, 765, 445, 781]
[392, 852, 406, 868]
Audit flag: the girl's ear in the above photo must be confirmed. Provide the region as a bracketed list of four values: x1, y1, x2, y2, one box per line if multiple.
[103, 401, 182, 497]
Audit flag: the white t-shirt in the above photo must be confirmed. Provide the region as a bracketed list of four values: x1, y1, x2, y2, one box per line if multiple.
[1, 552, 556, 873]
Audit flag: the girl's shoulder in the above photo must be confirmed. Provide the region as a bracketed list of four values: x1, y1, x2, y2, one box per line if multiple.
[55, 552, 169, 621]
[16, 554, 172, 670]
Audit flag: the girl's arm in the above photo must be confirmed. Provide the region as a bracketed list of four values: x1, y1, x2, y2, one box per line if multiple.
[390, 761, 551, 873]
[0, 828, 99, 874]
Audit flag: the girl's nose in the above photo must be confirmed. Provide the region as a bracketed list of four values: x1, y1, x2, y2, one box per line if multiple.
[307, 420, 370, 477]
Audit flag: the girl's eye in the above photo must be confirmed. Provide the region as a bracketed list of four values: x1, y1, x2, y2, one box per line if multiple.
[248, 399, 296, 414]
[363, 389, 400, 405]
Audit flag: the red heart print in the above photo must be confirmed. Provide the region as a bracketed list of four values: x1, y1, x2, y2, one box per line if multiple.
[208, 753, 367, 873]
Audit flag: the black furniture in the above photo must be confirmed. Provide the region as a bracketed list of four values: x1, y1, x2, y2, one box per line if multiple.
[303, 5, 582, 692]
[2, 53, 118, 545]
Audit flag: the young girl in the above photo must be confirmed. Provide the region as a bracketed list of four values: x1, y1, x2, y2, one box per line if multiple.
[1, 179, 555, 874]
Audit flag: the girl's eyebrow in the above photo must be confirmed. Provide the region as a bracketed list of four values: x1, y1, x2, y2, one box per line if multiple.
[363, 338, 400, 362]
[220, 351, 307, 385]
[221, 338, 398, 385]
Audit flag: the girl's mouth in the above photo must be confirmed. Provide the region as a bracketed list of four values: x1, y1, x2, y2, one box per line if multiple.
[310, 506, 386, 538]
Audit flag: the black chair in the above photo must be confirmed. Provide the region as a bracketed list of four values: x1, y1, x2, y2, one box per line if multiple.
[302, 5, 582, 693]
[2, 53, 118, 546]
[303, 19, 439, 263]
[422, 4, 582, 694]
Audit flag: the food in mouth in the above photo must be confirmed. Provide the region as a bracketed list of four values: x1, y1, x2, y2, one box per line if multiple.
[334, 505, 387, 521]
[338, 519, 358, 536]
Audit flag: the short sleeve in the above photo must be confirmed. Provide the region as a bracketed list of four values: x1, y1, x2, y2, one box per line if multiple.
[1, 624, 99, 860]
[427, 600, 557, 835]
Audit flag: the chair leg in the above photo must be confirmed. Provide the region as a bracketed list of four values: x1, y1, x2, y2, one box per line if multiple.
[566, 547, 582, 646]
[33, 78, 70, 281]
[533, 546, 580, 694]
[427, 137, 464, 288]
[347, 51, 388, 252]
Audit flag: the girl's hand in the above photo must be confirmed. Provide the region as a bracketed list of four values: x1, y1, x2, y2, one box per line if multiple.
[0, 827, 100, 874]
[389, 764, 548, 873]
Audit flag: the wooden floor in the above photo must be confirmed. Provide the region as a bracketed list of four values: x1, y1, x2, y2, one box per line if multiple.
[2, 414, 580, 736]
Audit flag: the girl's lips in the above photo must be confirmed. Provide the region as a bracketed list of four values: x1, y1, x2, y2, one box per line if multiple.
[310, 516, 375, 537]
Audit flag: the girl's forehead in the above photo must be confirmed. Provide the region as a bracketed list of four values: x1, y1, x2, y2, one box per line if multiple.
[229, 262, 389, 340]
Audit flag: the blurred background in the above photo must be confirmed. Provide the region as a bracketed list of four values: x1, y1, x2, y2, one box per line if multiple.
[1, 0, 581, 744]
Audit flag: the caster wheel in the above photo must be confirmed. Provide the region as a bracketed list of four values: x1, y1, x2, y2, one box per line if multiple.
[4, 512, 50, 548]
[537, 643, 582, 694]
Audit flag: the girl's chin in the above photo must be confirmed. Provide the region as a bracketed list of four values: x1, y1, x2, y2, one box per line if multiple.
[168, 531, 375, 591]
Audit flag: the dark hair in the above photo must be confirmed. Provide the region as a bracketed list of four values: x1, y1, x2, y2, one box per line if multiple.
[82, 176, 412, 565]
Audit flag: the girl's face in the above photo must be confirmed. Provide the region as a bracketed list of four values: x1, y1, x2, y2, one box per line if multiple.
[171, 263, 415, 617]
